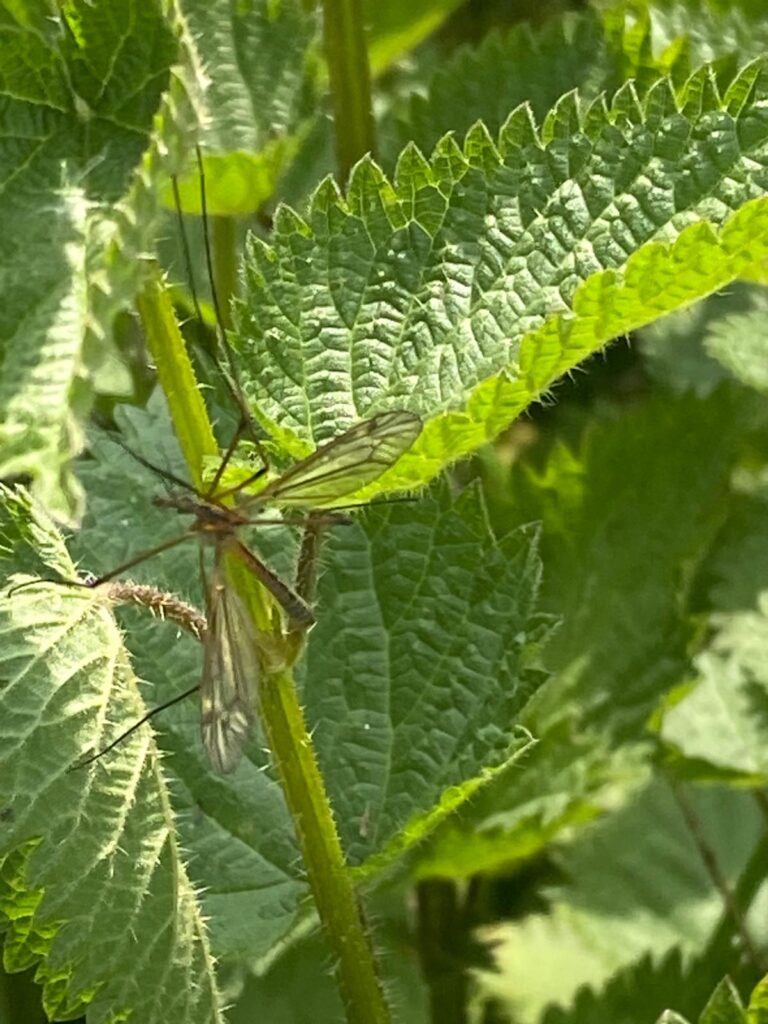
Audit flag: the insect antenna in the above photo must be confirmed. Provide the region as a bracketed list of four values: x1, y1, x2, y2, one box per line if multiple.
[171, 170, 206, 333]
[99, 426, 199, 495]
[171, 146, 269, 498]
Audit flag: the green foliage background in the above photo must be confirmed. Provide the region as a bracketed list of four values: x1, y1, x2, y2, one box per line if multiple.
[2, 0, 768, 1022]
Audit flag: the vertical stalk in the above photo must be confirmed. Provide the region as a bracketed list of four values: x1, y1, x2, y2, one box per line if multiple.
[416, 880, 469, 1024]
[140, 270, 392, 1024]
[322, 0, 376, 180]
[136, 267, 219, 492]
[211, 216, 236, 332]
[260, 670, 391, 1023]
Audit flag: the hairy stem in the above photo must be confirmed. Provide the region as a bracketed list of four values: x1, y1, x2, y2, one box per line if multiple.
[137, 267, 219, 492]
[260, 669, 391, 1023]
[141, 271, 391, 1024]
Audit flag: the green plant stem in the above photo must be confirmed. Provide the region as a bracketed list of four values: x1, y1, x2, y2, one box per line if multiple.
[699, 824, 768, 991]
[416, 879, 468, 1024]
[669, 778, 767, 974]
[322, 0, 376, 180]
[136, 267, 219, 492]
[211, 216, 236, 331]
[140, 272, 391, 1024]
[260, 669, 391, 1024]
[0, 962, 47, 1024]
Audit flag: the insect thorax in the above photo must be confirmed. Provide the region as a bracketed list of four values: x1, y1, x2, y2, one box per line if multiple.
[153, 493, 245, 533]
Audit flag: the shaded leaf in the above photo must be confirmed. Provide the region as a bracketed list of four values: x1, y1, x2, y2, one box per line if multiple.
[416, 384, 755, 879]
[170, 0, 320, 216]
[479, 781, 764, 1022]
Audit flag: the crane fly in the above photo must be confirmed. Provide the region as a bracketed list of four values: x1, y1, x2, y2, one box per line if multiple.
[190, 408, 423, 771]
[166, 407, 422, 771]
[59, 408, 422, 772]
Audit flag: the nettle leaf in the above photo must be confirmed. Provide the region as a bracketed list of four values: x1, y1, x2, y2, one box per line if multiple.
[660, 597, 768, 781]
[649, 0, 768, 69]
[0, 0, 199, 522]
[382, 6, 672, 161]
[542, 950, 764, 1024]
[748, 976, 768, 1024]
[235, 59, 768, 496]
[541, 951, 706, 1024]
[705, 490, 768, 615]
[66, 428, 309, 964]
[522, 395, 754, 731]
[381, 2, 768, 167]
[301, 482, 548, 871]
[0, 491, 221, 1023]
[658, 419, 768, 780]
[170, 0, 320, 216]
[699, 979, 747, 1024]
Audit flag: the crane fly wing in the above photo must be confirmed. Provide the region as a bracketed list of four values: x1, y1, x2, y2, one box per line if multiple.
[255, 410, 421, 508]
[197, 411, 421, 769]
[200, 559, 258, 773]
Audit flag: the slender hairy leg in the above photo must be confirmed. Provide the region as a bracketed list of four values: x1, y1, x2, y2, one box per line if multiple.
[71, 684, 201, 770]
[228, 539, 315, 629]
[7, 533, 192, 597]
[295, 513, 326, 606]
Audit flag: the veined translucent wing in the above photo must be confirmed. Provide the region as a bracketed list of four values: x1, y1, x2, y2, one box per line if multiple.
[255, 410, 422, 509]
[200, 550, 258, 773]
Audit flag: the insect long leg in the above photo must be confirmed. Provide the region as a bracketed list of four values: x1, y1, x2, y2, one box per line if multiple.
[7, 533, 193, 597]
[197, 145, 230, 352]
[296, 513, 329, 605]
[171, 147, 271, 501]
[102, 430, 199, 495]
[76, 533, 194, 588]
[171, 171, 206, 330]
[173, 166, 247, 485]
[71, 683, 201, 770]
[228, 539, 315, 629]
